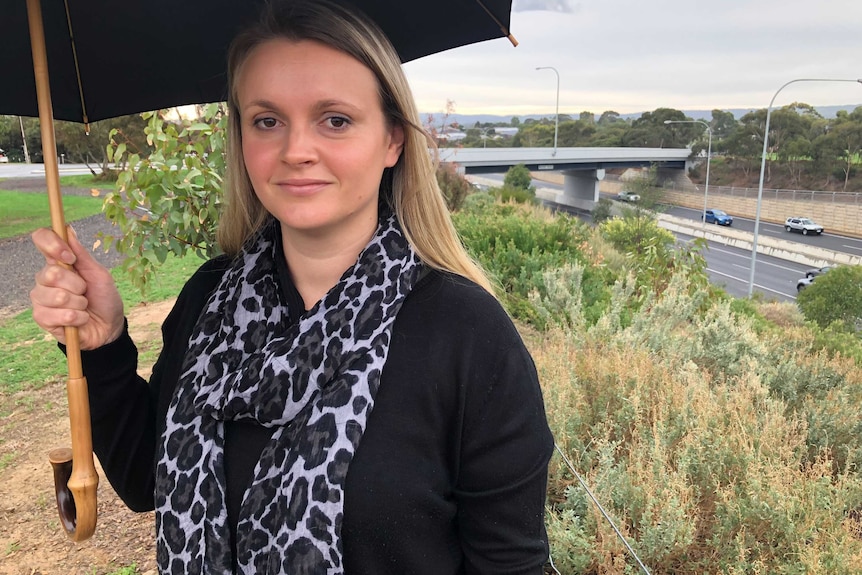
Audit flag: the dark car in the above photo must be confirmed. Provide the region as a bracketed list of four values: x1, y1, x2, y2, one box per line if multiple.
[805, 265, 835, 279]
[785, 217, 824, 235]
[702, 208, 733, 226]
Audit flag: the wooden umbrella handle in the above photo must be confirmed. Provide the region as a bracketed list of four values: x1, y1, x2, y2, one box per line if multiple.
[27, 0, 99, 541]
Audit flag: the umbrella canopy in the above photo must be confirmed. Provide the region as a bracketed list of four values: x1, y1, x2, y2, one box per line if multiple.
[4, 0, 516, 124]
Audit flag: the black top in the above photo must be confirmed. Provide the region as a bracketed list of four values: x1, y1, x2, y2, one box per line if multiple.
[80, 255, 554, 574]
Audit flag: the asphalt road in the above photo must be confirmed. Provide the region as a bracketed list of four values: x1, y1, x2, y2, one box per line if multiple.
[663, 204, 862, 259]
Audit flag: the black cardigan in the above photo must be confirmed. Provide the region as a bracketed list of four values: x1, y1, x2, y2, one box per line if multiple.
[80, 256, 554, 574]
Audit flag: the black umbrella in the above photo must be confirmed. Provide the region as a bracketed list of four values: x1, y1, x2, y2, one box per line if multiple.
[8, 0, 516, 544]
[5, 0, 516, 124]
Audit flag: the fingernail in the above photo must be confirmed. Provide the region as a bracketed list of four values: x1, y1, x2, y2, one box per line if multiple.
[67, 225, 78, 238]
[61, 250, 76, 265]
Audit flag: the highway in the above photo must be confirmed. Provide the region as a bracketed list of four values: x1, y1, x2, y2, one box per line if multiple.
[471, 173, 860, 303]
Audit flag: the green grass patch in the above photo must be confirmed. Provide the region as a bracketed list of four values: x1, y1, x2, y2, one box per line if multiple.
[100, 564, 139, 575]
[0, 190, 104, 240]
[0, 309, 66, 394]
[58, 173, 116, 189]
[0, 453, 16, 473]
[0, 252, 205, 395]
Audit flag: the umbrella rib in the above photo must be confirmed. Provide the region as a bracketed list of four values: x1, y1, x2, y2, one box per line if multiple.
[473, 0, 518, 47]
[63, 0, 90, 132]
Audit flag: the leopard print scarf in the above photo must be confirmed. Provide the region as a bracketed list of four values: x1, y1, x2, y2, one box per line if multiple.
[155, 212, 422, 574]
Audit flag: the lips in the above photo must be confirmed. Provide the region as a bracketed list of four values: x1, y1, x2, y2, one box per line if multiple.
[274, 179, 330, 196]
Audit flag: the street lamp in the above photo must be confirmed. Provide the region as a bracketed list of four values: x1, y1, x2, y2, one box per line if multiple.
[535, 66, 559, 156]
[747, 78, 862, 297]
[664, 119, 712, 229]
[481, 127, 493, 148]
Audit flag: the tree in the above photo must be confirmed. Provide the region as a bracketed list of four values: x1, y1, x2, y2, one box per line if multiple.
[103, 104, 227, 291]
[597, 110, 622, 126]
[504, 163, 535, 192]
[710, 109, 737, 140]
[0, 115, 41, 163]
[797, 265, 862, 333]
[625, 108, 690, 148]
[558, 119, 596, 147]
[55, 114, 150, 176]
[623, 165, 664, 212]
[814, 110, 862, 191]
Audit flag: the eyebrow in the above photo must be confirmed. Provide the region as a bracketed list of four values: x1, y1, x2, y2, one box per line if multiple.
[242, 98, 363, 116]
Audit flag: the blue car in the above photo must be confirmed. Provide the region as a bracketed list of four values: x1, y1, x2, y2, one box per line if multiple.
[703, 208, 733, 226]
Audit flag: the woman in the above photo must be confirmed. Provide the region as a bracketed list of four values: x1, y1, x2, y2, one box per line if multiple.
[30, 1, 554, 573]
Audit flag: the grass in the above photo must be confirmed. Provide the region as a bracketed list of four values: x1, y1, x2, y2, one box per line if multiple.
[0, 252, 205, 396]
[97, 564, 139, 575]
[0, 190, 104, 240]
[58, 174, 116, 189]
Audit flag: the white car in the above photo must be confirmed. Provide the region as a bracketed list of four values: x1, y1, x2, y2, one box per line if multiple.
[616, 190, 640, 202]
[0, 152, 8, 163]
[785, 217, 824, 235]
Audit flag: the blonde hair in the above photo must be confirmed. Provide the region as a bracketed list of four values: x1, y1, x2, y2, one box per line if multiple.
[217, 0, 494, 294]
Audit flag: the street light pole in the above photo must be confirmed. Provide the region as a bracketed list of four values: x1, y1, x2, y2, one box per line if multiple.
[664, 119, 712, 230]
[535, 66, 559, 156]
[746, 78, 862, 298]
[19, 116, 31, 164]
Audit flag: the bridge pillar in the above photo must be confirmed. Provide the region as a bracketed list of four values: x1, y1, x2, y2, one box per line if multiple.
[558, 169, 605, 210]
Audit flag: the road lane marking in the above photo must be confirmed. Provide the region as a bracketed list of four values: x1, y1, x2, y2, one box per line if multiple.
[706, 267, 796, 300]
[707, 246, 808, 273]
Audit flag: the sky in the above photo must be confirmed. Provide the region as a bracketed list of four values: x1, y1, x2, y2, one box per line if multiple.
[402, 0, 862, 118]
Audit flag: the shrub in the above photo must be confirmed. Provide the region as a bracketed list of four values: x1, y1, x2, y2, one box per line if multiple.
[590, 197, 614, 223]
[435, 163, 471, 211]
[503, 163, 535, 192]
[494, 183, 536, 204]
[533, 279, 862, 574]
[452, 202, 608, 326]
[797, 265, 862, 331]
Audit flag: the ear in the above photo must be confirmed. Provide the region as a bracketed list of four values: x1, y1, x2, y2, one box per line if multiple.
[384, 124, 405, 168]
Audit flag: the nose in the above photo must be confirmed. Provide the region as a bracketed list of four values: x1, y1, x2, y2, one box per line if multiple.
[280, 124, 317, 166]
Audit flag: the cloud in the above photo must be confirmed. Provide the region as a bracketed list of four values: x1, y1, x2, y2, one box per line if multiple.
[513, 0, 578, 13]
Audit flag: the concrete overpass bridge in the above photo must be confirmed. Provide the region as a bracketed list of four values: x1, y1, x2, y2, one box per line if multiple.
[438, 147, 692, 210]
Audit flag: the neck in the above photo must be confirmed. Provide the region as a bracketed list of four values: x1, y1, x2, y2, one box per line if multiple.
[279, 217, 378, 310]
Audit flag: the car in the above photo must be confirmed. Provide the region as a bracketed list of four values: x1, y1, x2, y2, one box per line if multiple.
[797, 265, 835, 292]
[616, 190, 640, 202]
[0, 150, 8, 163]
[797, 276, 816, 292]
[805, 265, 835, 279]
[785, 217, 824, 235]
[702, 208, 733, 226]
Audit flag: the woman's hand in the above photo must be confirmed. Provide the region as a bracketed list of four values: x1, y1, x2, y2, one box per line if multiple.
[30, 226, 125, 350]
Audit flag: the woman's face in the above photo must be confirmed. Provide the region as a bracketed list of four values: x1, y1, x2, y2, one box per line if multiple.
[237, 39, 404, 242]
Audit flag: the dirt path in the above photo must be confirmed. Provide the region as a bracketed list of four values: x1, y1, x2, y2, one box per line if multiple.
[0, 300, 174, 575]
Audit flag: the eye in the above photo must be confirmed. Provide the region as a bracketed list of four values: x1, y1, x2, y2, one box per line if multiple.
[253, 116, 280, 130]
[324, 115, 351, 130]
